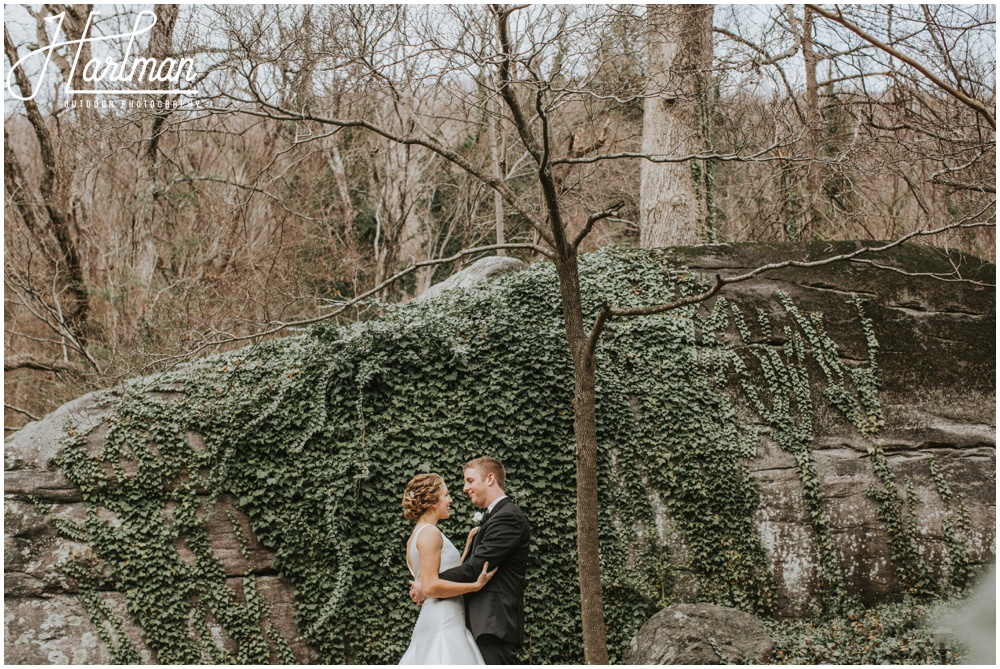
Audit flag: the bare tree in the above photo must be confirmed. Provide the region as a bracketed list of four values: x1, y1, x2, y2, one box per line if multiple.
[4, 26, 90, 345]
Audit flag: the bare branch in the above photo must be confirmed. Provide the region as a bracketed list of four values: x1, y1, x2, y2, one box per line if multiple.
[573, 201, 625, 251]
[929, 178, 995, 194]
[847, 258, 995, 287]
[4, 403, 40, 422]
[718, 214, 995, 286]
[163, 242, 552, 361]
[806, 4, 996, 129]
[714, 26, 799, 66]
[588, 209, 995, 355]
[586, 274, 725, 359]
[4, 354, 80, 374]
[492, 4, 545, 165]
[551, 137, 803, 167]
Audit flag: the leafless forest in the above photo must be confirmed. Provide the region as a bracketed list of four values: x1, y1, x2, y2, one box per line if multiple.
[5, 3, 995, 431]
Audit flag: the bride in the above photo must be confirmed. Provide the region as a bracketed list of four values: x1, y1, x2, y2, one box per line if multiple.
[399, 473, 496, 665]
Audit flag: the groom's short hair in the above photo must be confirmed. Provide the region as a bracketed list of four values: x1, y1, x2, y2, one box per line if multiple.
[465, 457, 505, 490]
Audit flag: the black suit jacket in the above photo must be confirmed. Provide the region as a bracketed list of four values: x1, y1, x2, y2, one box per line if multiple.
[438, 497, 530, 646]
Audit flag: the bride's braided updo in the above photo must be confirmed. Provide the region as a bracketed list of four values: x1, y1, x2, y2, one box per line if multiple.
[402, 473, 444, 521]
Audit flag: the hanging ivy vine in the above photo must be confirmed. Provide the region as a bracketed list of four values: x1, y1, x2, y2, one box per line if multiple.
[928, 456, 974, 591]
[50, 246, 933, 663]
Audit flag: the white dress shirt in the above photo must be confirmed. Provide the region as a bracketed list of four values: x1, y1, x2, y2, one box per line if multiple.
[486, 495, 508, 514]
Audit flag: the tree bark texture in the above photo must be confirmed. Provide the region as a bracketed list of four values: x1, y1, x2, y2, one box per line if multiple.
[554, 254, 609, 665]
[639, 4, 714, 248]
[137, 3, 181, 285]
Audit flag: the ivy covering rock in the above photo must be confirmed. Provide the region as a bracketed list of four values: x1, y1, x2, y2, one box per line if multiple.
[5, 243, 995, 663]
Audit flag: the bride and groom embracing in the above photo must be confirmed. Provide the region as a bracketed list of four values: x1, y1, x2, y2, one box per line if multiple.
[400, 457, 530, 665]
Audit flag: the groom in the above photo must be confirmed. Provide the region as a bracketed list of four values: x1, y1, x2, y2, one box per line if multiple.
[412, 457, 530, 664]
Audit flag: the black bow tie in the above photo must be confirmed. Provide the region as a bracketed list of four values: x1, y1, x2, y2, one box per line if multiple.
[482, 509, 492, 522]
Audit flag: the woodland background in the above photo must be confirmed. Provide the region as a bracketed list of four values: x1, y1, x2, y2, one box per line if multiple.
[4, 4, 995, 434]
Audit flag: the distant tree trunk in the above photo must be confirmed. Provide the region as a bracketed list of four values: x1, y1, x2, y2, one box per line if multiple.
[372, 132, 434, 297]
[800, 7, 820, 132]
[327, 141, 357, 248]
[136, 3, 180, 285]
[490, 95, 507, 255]
[782, 5, 826, 241]
[639, 4, 714, 248]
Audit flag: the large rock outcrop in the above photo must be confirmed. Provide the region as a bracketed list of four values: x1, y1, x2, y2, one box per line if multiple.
[4, 243, 995, 663]
[5, 392, 313, 664]
[672, 243, 995, 615]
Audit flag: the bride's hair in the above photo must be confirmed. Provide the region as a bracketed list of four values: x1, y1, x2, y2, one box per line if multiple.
[402, 473, 444, 521]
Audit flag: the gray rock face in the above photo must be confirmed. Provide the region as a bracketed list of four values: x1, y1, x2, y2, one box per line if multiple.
[416, 255, 527, 301]
[625, 603, 774, 664]
[4, 243, 995, 662]
[5, 594, 127, 664]
[668, 242, 995, 616]
[3, 389, 316, 664]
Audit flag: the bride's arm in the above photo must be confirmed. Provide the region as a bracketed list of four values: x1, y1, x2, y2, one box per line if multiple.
[460, 527, 478, 563]
[416, 529, 495, 599]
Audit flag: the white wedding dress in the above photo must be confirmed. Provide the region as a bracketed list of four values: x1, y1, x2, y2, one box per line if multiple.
[399, 524, 484, 665]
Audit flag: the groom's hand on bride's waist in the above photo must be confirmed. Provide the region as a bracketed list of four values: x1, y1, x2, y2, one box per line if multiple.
[408, 579, 426, 606]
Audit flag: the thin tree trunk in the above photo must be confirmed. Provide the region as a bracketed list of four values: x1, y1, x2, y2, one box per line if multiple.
[490, 96, 507, 254]
[137, 3, 180, 285]
[554, 254, 608, 665]
[795, 5, 824, 238]
[492, 5, 611, 659]
[327, 142, 357, 247]
[801, 7, 820, 132]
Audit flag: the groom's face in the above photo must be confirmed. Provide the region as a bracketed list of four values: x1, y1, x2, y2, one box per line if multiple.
[462, 467, 490, 508]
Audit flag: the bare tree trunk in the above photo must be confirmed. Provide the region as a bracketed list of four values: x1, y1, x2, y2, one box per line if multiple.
[136, 3, 180, 285]
[639, 4, 714, 247]
[327, 142, 357, 246]
[490, 95, 507, 254]
[555, 255, 607, 665]
[491, 8, 611, 660]
[800, 7, 820, 131]
[796, 5, 824, 237]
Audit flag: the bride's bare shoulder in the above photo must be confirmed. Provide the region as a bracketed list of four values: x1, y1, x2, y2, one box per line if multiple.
[413, 524, 444, 551]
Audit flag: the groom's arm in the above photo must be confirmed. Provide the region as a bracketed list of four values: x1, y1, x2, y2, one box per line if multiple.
[438, 513, 523, 583]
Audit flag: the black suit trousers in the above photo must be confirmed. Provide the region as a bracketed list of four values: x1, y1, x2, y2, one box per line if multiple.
[477, 634, 520, 665]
